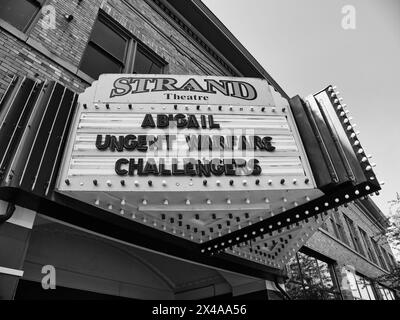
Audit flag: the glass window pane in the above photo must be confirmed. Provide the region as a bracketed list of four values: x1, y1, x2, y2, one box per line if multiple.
[364, 280, 376, 300]
[287, 256, 302, 283]
[384, 289, 394, 300]
[134, 49, 163, 74]
[80, 43, 122, 80]
[345, 270, 361, 300]
[133, 50, 153, 74]
[297, 252, 320, 286]
[317, 260, 335, 290]
[149, 62, 162, 74]
[0, 0, 39, 31]
[355, 275, 371, 300]
[91, 19, 127, 61]
[285, 281, 306, 300]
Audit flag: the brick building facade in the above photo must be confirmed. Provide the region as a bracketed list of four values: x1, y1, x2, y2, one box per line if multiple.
[0, 0, 397, 300]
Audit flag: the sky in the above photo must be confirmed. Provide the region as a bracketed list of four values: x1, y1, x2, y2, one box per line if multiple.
[203, 0, 400, 217]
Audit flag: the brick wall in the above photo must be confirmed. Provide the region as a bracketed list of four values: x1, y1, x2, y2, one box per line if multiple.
[304, 202, 394, 299]
[306, 203, 391, 277]
[0, 27, 86, 95]
[0, 0, 231, 99]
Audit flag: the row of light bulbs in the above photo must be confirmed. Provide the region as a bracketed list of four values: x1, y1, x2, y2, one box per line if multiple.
[65, 177, 309, 187]
[329, 86, 382, 186]
[85, 103, 287, 114]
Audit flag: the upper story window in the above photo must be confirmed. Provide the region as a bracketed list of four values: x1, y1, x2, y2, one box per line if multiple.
[133, 47, 164, 74]
[359, 227, 377, 264]
[372, 239, 388, 270]
[331, 212, 349, 246]
[0, 0, 43, 32]
[381, 248, 394, 271]
[343, 215, 365, 255]
[80, 14, 166, 80]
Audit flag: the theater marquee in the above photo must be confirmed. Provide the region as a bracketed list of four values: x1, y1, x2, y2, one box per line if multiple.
[53, 75, 381, 268]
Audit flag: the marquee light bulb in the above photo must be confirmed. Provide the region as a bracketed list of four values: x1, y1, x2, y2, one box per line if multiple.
[245, 198, 250, 204]
[142, 199, 147, 205]
[121, 199, 126, 206]
[186, 199, 191, 205]
[106, 180, 112, 187]
[95, 199, 100, 205]
[108, 204, 113, 210]
[226, 198, 231, 204]
[265, 198, 269, 203]
[134, 181, 139, 186]
[120, 209, 124, 215]
[207, 199, 212, 205]
[164, 199, 169, 205]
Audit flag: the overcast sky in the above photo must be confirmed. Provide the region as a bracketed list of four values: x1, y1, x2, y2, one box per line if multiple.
[203, 0, 400, 217]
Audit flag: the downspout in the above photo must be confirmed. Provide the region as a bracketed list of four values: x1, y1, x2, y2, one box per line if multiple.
[0, 203, 16, 224]
[274, 276, 291, 300]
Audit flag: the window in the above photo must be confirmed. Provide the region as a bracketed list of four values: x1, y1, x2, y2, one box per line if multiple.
[80, 14, 166, 80]
[331, 212, 349, 245]
[377, 284, 396, 300]
[345, 271, 376, 300]
[133, 47, 164, 74]
[286, 250, 341, 300]
[372, 239, 388, 270]
[0, 0, 43, 32]
[343, 215, 365, 255]
[80, 18, 129, 80]
[359, 227, 377, 264]
[382, 248, 394, 271]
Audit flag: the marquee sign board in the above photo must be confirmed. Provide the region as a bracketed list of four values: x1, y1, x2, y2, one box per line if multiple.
[0, 75, 382, 272]
[56, 75, 323, 261]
